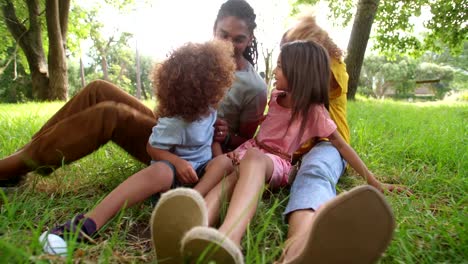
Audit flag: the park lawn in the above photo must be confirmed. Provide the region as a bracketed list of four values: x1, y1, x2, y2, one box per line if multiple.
[0, 99, 466, 263]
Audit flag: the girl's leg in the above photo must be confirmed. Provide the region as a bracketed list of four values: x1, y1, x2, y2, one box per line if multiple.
[217, 148, 274, 245]
[86, 162, 174, 229]
[193, 155, 234, 196]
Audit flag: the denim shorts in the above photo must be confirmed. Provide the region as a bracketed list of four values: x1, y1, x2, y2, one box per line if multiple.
[150, 160, 208, 205]
[283, 141, 346, 219]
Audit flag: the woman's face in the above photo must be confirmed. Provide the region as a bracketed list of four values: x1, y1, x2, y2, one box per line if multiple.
[273, 55, 288, 91]
[214, 16, 253, 60]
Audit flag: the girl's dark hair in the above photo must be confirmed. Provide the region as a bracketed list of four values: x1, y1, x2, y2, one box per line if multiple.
[214, 0, 258, 66]
[280, 41, 330, 140]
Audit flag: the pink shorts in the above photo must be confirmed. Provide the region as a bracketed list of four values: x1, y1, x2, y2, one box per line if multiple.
[234, 139, 291, 188]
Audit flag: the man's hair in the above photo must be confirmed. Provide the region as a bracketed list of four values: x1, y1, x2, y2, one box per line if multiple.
[214, 0, 259, 66]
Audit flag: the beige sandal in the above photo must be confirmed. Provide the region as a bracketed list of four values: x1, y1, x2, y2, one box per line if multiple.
[181, 226, 244, 264]
[150, 188, 208, 264]
[282, 185, 395, 264]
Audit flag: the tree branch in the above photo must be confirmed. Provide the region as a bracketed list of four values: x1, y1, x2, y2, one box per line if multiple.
[1, 0, 27, 41]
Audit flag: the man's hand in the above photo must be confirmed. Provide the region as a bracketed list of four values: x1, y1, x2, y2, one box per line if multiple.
[214, 118, 229, 143]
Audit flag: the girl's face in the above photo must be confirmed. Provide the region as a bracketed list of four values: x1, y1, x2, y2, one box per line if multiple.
[214, 16, 253, 60]
[273, 55, 288, 91]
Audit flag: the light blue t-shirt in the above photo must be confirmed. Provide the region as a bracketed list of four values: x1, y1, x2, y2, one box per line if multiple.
[148, 109, 216, 170]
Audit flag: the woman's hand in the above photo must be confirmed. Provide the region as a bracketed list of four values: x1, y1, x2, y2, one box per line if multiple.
[173, 159, 198, 184]
[214, 118, 229, 143]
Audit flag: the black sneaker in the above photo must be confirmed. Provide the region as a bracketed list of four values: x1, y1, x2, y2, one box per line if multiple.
[39, 214, 97, 255]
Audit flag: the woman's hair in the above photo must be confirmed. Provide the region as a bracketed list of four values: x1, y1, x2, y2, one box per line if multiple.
[283, 15, 344, 60]
[280, 41, 330, 138]
[152, 40, 236, 122]
[214, 0, 258, 66]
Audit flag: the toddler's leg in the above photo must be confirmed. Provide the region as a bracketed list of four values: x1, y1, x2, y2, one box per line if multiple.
[86, 162, 174, 229]
[39, 162, 174, 256]
[194, 154, 234, 196]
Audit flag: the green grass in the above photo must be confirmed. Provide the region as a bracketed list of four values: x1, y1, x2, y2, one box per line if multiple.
[0, 99, 467, 263]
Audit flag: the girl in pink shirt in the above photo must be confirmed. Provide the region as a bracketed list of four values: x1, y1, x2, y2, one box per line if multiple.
[174, 40, 391, 263]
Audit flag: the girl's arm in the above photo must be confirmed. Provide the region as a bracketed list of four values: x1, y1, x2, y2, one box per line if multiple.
[146, 142, 198, 184]
[327, 130, 405, 193]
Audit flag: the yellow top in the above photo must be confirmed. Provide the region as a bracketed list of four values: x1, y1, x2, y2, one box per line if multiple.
[293, 58, 350, 158]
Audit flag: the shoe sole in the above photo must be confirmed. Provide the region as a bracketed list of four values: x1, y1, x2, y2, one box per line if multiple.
[150, 188, 208, 264]
[287, 185, 395, 264]
[181, 226, 244, 264]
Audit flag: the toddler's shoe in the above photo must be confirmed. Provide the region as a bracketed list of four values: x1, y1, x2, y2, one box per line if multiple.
[150, 188, 208, 264]
[39, 214, 97, 256]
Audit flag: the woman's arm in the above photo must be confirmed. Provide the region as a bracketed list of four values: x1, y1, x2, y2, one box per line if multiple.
[146, 142, 198, 184]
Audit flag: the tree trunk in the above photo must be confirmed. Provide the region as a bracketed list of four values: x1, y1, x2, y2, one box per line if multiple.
[80, 56, 86, 88]
[2, 0, 71, 101]
[345, 0, 380, 100]
[135, 41, 142, 99]
[101, 55, 109, 81]
[46, 0, 69, 100]
[2, 0, 49, 100]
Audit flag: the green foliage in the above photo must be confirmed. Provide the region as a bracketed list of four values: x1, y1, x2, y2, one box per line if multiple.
[290, 0, 468, 56]
[67, 4, 93, 57]
[420, 41, 468, 91]
[0, 48, 32, 103]
[416, 62, 455, 99]
[360, 55, 417, 98]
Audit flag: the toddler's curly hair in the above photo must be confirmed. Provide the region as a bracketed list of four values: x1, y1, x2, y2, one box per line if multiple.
[152, 40, 236, 122]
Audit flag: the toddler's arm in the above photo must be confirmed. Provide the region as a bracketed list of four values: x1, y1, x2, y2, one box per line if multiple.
[146, 142, 198, 184]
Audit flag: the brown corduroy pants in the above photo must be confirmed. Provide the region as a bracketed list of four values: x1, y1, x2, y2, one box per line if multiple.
[22, 80, 156, 169]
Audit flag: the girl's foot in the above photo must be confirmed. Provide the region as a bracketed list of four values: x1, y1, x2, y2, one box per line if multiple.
[150, 188, 208, 264]
[181, 226, 244, 264]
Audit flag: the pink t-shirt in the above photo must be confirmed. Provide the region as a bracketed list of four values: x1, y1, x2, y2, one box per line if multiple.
[256, 89, 337, 158]
[233, 89, 337, 188]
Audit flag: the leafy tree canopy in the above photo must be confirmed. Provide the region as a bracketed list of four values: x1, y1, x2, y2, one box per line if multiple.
[291, 0, 468, 56]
